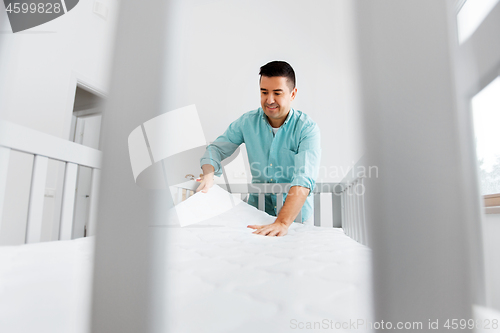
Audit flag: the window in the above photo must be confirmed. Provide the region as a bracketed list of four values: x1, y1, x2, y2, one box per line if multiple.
[457, 0, 500, 43]
[472, 77, 500, 205]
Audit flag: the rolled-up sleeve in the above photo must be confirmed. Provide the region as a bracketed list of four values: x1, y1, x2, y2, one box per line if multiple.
[200, 117, 244, 177]
[289, 123, 321, 195]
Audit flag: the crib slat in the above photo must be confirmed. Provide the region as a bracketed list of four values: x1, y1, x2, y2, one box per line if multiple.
[358, 180, 364, 243]
[59, 163, 78, 240]
[352, 183, 357, 240]
[359, 178, 368, 246]
[354, 183, 361, 243]
[340, 190, 345, 230]
[176, 187, 182, 205]
[258, 193, 265, 211]
[87, 168, 101, 237]
[347, 184, 352, 237]
[350, 183, 356, 240]
[0, 146, 10, 228]
[350, 183, 355, 239]
[295, 209, 302, 223]
[314, 193, 321, 226]
[343, 186, 351, 235]
[332, 190, 342, 228]
[355, 179, 364, 244]
[354, 179, 363, 243]
[185, 190, 191, 199]
[25, 155, 49, 244]
[352, 180, 359, 242]
[353, 182, 359, 242]
[344, 187, 349, 236]
[276, 193, 283, 214]
[344, 190, 348, 235]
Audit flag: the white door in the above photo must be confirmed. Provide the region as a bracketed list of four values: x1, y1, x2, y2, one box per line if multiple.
[72, 114, 102, 238]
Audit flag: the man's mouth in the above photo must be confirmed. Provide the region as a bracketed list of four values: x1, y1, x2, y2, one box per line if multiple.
[266, 105, 279, 110]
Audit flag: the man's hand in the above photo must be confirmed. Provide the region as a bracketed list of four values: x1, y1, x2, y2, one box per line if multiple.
[196, 175, 214, 193]
[247, 220, 289, 237]
[247, 186, 309, 237]
[196, 164, 215, 193]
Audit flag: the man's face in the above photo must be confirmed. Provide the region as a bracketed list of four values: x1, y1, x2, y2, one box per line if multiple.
[260, 76, 297, 125]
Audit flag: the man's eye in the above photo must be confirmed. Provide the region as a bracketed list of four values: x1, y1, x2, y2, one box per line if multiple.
[262, 92, 268, 95]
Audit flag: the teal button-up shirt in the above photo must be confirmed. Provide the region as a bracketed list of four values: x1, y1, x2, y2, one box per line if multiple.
[200, 107, 321, 222]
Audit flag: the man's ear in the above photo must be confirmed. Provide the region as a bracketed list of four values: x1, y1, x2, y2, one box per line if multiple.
[291, 87, 298, 101]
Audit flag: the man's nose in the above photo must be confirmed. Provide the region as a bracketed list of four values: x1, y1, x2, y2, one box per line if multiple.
[266, 94, 275, 105]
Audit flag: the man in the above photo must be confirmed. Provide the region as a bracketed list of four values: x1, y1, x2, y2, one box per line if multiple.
[196, 61, 321, 237]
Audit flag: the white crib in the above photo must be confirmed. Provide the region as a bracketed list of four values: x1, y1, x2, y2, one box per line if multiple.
[0, 119, 102, 243]
[0, 118, 368, 245]
[0, 118, 374, 333]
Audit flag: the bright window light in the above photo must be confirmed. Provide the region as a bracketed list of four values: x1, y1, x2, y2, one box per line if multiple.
[457, 0, 500, 44]
[472, 77, 500, 195]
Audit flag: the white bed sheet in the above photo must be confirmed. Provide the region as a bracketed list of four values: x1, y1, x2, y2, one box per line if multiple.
[0, 197, 375, 333]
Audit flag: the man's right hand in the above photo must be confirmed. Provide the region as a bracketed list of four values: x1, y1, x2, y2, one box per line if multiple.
[196, 164, 215, 193]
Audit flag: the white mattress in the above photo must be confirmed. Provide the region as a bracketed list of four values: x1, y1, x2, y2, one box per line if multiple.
[0, 195, 374, 333]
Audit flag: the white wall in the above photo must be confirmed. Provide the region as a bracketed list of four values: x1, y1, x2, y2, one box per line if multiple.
[0, 0, 117, 244]
[154, 0, 364, 227]
[160, 0, 364, 185]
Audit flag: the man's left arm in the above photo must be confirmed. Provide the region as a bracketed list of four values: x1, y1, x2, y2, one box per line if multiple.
[248, 185, 310, 236]
[248, 123, 321, 236]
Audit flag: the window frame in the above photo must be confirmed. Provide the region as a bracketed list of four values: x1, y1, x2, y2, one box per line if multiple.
[457, 0, 500, 212]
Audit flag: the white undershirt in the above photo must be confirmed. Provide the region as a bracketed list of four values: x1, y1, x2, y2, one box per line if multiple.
[272, 127, 280, 135]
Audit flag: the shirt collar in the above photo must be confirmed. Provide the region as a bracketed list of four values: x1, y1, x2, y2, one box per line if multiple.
[260, 107, 294, 127]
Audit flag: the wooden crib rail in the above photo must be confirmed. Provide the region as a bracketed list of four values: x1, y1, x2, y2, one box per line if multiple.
[0, 119, 102, 243]
[0, 120, 101, 168]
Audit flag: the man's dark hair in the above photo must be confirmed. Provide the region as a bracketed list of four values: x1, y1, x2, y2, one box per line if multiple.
[259, 61, 296, 91]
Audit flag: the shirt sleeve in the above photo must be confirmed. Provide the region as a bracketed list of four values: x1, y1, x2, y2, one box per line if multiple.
[289, 122, 321, 195]
[200, 116, 244, 177]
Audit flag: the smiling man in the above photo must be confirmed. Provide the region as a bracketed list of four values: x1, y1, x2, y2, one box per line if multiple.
[197, 61, 321, 237]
